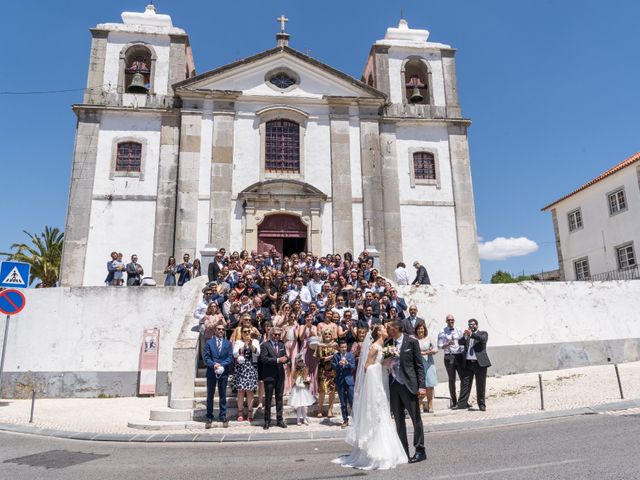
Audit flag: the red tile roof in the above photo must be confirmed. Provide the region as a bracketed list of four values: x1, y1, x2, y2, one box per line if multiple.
[542, 151, 640, 211]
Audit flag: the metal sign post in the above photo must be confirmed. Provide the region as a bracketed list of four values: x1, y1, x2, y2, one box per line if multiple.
[0, 315, 9, 392]
[0, 289, 27, 394]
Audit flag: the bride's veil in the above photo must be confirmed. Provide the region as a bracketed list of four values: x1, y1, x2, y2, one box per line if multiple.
[345, 331, 373, 447]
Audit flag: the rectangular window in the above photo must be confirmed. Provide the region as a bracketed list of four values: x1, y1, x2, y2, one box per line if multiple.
[413, 152, 436, 180]
[616, 243, 636, 269]
[116, 142, 142, 172]
[574, 258, 590, 280]
[608, 188, 627, 215]
[265, 120, 300, 172]
[567, 209, 583, 232]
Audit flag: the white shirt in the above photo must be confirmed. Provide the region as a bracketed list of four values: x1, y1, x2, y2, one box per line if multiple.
[394, 267, 410, 286]
[438, 326, 464, 354]
[466, 336, 477, 361]
[288, 285, 311, 308]
[193, 298, 211, 323]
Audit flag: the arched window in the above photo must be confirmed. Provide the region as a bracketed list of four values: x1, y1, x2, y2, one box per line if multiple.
[116, 142, 142, 172]
[403, 58, 430, 105]
[124, 45, 152, 94]
[265, 119, 300, 172]
[413, 152, 436, 180]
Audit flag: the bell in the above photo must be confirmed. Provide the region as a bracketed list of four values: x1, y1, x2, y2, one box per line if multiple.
[409, 85, 423, 103]
[127, 72, 148, 93]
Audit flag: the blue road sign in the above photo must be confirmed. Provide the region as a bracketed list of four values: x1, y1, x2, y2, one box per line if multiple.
[0, 289, 26, 316]
[0, 261, 30, 289]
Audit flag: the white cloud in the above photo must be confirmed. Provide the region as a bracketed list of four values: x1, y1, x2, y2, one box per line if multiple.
[478, 236, 539, 261]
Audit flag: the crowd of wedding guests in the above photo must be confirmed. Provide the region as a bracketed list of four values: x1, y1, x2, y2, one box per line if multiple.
[191, 247, 486, 429]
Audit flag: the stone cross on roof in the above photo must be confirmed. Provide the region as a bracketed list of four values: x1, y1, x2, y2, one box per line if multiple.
[277, 14, 288, 32]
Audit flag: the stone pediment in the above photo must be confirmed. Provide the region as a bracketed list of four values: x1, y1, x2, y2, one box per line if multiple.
[173, 46, 385, 101]
[238, 180, 327, 201]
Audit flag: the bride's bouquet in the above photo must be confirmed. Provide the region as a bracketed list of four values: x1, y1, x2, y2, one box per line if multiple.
[381, 345, 400, 370]
[382, 346, 400, 360]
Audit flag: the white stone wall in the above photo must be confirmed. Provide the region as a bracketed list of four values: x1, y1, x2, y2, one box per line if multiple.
[395, 124, 453, 203]
[1, 280, 202, 377]
[84, 112, 162, 286]
[400, 205, 460, 284]
[2, 281, 639, 397]
[399, 281, 640, 348]
[83, 200, 157, 286]
[553, 166, 640, 279]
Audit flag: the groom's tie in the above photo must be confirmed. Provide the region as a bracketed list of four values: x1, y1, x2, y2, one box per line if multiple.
[392, 339, 405, 385]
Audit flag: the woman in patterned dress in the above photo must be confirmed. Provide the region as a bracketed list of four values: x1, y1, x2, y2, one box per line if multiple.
[233, 326, 260, 422]
[298, 312, 319, 396]
[315, 329, 337, 418]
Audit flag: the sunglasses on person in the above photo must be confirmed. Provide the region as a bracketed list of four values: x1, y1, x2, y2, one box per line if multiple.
[242, 330, 251, 334]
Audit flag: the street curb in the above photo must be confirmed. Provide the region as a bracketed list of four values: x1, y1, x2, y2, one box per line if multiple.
[0, 399, 639, 443]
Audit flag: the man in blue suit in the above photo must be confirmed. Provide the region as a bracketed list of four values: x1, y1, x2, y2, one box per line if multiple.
[332, 340, 356, 428]
[204, 324, 233, 428]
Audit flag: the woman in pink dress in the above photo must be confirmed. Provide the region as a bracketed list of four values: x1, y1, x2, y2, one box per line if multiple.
[298, 312, 319, 396]
[283, 313, 299, 395]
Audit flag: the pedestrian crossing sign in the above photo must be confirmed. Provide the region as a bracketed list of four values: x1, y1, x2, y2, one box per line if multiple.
[0, 261, 31, 289]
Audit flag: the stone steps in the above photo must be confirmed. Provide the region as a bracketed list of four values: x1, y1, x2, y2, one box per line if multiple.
[131, 408, 455, 431]
[154, 397, 450, 423]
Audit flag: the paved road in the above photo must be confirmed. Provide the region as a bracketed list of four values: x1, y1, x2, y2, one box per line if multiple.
[0, 413, 639, 479]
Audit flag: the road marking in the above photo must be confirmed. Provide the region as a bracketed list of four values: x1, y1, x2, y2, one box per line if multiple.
[430, 459, 581, 479]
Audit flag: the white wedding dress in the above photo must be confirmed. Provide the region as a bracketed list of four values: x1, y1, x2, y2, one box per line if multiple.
[332, 337, 408, 470]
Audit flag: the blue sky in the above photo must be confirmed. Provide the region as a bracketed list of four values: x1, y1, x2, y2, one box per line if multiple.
[1, 0, 639, 282]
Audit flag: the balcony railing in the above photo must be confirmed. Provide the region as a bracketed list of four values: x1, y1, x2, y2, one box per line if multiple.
[584, 265, 640, 281]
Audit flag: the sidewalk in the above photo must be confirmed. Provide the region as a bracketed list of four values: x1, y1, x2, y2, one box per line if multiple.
[0, 361, 639, 442]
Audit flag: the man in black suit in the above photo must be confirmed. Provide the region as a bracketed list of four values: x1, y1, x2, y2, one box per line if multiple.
[386, 319, 427, 463]
[412, 261, 431, 285]
[357, 305, 380, 330]
[207, 252, 225, 282]
[403, 304, 425, 336]
[455, 318, 491, 411]
[259, 327, 290, 429]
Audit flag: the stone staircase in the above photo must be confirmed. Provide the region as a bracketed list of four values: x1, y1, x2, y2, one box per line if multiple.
[128, 277, 451, 430]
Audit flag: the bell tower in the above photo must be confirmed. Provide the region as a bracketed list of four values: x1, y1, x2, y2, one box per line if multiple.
[360, 19, 481, 283]
[82, 3, 194, 108]
[60, 5, 195, 286]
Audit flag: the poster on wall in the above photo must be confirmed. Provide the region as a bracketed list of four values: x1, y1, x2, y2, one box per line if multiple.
[138, 328, 160, 395]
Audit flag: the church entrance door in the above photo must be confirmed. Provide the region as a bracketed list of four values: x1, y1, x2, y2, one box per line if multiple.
[257, 214, 307, 258]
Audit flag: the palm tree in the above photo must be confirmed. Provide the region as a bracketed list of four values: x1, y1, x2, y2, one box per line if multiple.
[1, 226, 64, 287]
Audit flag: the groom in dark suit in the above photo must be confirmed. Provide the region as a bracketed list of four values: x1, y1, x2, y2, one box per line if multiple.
[386, 319, 427, 463]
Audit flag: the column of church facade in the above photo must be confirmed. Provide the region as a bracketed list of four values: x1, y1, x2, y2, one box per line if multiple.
[379, 122, 404, 274]
[448, 123, 482, 283]
[328, 101, 354, 255]
[59, 109, 101, 286]
[358, 105, 387, 273]
[209, 99, 236, 250]
[174, 111, 201, 259]
[151, 114, 181, 283]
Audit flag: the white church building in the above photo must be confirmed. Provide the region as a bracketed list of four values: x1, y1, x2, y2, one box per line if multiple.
[60, 5, 481, 287]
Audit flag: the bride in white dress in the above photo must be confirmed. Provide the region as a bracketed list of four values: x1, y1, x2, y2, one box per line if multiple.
[332, 324, 408, 470]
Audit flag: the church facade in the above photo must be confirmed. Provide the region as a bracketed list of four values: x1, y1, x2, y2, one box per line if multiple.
[60, 5, 481, 286]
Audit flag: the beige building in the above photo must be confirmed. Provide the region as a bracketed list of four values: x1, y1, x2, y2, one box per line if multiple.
[543, 152, 640, 280]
